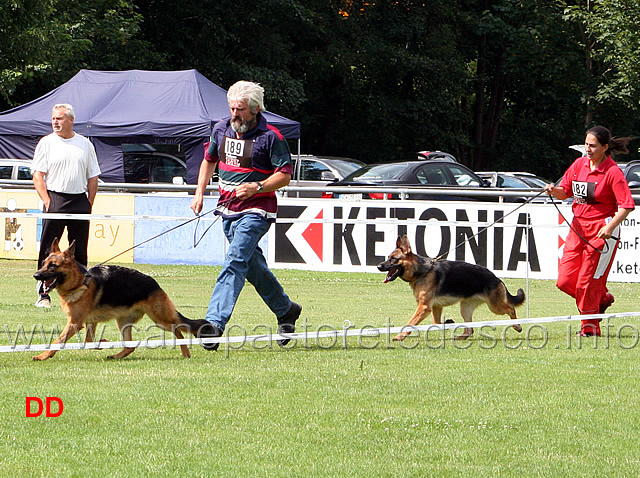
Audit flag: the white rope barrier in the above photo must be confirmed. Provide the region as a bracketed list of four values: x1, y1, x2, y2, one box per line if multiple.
[0, 211, 218, 222]
[0, 211, 558, 227]
[2, 311, 640, 354]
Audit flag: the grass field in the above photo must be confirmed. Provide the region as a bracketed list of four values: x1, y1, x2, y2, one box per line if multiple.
[2, 258, 640, 477]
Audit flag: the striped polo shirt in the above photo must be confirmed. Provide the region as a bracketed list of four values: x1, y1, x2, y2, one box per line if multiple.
[206, 114, 293, 221]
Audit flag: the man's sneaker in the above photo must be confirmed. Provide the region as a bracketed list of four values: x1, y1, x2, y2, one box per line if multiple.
[35, 294, 51, 308]
[277, 302, 302, 347]
[194, 321, 223, 351]
[599, 292, 615, 314]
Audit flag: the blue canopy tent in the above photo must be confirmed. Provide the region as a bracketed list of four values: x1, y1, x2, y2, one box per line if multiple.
[0, 69, 301, 183]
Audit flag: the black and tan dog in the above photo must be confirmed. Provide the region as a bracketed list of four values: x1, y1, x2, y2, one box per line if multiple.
[32, 238, 214, 361]
[378, 235, 525, 340]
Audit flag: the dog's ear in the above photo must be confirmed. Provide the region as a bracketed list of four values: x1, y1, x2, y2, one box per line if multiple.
[398, 235, 412, 254]
[64, 240, 77, 259]
[49, 237, 61, 253]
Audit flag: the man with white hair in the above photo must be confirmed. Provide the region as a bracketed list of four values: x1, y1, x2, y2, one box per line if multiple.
[190, 81, 302, 349]
[32, 103, 101, 307]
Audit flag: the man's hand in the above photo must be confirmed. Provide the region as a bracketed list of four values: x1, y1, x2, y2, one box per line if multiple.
[234, 182, 261, 200]
[32, 171, 51, 211]
[190, 194, 204, 215]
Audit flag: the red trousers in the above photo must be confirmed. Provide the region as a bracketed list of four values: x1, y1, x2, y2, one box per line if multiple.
[556, 216, 619, 315]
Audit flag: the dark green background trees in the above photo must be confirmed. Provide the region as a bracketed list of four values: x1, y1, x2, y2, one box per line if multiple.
[2, 0, 639, 179]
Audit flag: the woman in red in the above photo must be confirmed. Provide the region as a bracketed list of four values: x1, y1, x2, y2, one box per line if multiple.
[544, 126, 635, 336]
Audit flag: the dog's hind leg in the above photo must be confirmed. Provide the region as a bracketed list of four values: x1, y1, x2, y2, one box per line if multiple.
[168, 324, 191, 358]
[145, 293, 192, 358]
[33, 321, 83, 361]
[455, 300, 479, 340]
[431, 305, 443, 324]
[504, 305, 522, 333]
[487, 286, 522, 333]
[108, 315, 142, 359]
[85, 323, 109, 350]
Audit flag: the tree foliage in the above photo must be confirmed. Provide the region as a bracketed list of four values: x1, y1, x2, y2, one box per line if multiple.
[564, 0, 640, 125]
[0, 0, 157, 108]
[0, 0, 59, 102]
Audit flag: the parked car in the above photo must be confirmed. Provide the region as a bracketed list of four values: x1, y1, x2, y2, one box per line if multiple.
[1, 145, 188, 189]
[285, 155, 365, 198]
[615, 161, 640, 205]
[416, 151, 458, 162]
[476, 171, 553, 203]
[325, 160, 502, 201]
[0, 158, 107, 190]
[477, 171, 552, 188]
[569, 144, 585, 156]
[619, 161, 640, 187]
[0, 158, 33, 181]
[122, 144, 188, 184]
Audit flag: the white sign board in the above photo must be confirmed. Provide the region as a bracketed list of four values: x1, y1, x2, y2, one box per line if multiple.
[269, 199, 640, 283]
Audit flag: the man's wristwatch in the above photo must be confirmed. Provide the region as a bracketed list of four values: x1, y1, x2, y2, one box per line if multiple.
[256, 182, 264, 193]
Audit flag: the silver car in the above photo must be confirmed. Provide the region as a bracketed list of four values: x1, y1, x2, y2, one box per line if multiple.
[0, 158, 33, 181]
[286, 155, 365, 198]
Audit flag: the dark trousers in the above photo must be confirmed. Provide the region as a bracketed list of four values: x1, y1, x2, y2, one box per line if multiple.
[37, 191, 92, 268]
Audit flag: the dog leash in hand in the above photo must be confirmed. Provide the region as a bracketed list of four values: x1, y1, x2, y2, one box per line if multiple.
[432, 189, 546, 261]
[192, 194, 237, 247]
[547, 194, 619, 254]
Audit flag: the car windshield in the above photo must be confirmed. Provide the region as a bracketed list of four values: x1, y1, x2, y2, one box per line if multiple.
[517, 175, 549, 188]
[329, 159, 365, 177]
[343, 163, 407, 181]
[497, 176, 532, 188]
[448, 165, 482, 186]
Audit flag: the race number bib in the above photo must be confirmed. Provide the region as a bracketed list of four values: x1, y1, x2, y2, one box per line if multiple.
[572, 180, 597, 204]
[221, 136, 254, 168]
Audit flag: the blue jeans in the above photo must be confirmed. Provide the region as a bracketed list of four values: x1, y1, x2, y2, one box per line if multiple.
[205, 214, 291, 331]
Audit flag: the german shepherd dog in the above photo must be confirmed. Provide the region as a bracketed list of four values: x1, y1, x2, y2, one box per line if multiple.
[378, 235, 525, 340]
[32, 238, 211, 361]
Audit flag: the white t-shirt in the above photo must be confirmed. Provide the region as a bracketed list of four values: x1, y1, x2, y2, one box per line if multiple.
[31, 132, 101, 194]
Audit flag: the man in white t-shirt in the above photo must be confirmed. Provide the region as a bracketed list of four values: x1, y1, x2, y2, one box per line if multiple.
[31, 103, 101, 307]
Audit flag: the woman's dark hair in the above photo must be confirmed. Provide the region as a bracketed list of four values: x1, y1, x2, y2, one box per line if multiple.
[586, 126, 632, 155]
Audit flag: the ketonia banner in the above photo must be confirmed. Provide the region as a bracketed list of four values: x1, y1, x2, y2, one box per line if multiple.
[269, 198, 640, 283]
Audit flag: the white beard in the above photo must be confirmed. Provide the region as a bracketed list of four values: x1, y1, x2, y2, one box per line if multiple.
[231, 116, 257, 134]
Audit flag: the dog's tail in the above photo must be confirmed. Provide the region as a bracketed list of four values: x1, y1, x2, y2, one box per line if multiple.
[507, 288, 526, 307]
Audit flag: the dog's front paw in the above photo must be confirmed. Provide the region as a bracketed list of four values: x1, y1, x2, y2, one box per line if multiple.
[512, 324, 522, 333]
[32, 353, 51, 361]
[392, 333, 408, 341]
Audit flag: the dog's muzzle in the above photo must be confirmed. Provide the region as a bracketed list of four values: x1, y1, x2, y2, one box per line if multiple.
[34, 272, 59, 293]
[377, 263, 403, 283]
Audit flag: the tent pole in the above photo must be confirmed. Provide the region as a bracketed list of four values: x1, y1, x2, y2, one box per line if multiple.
[294, 138, 301, 191]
